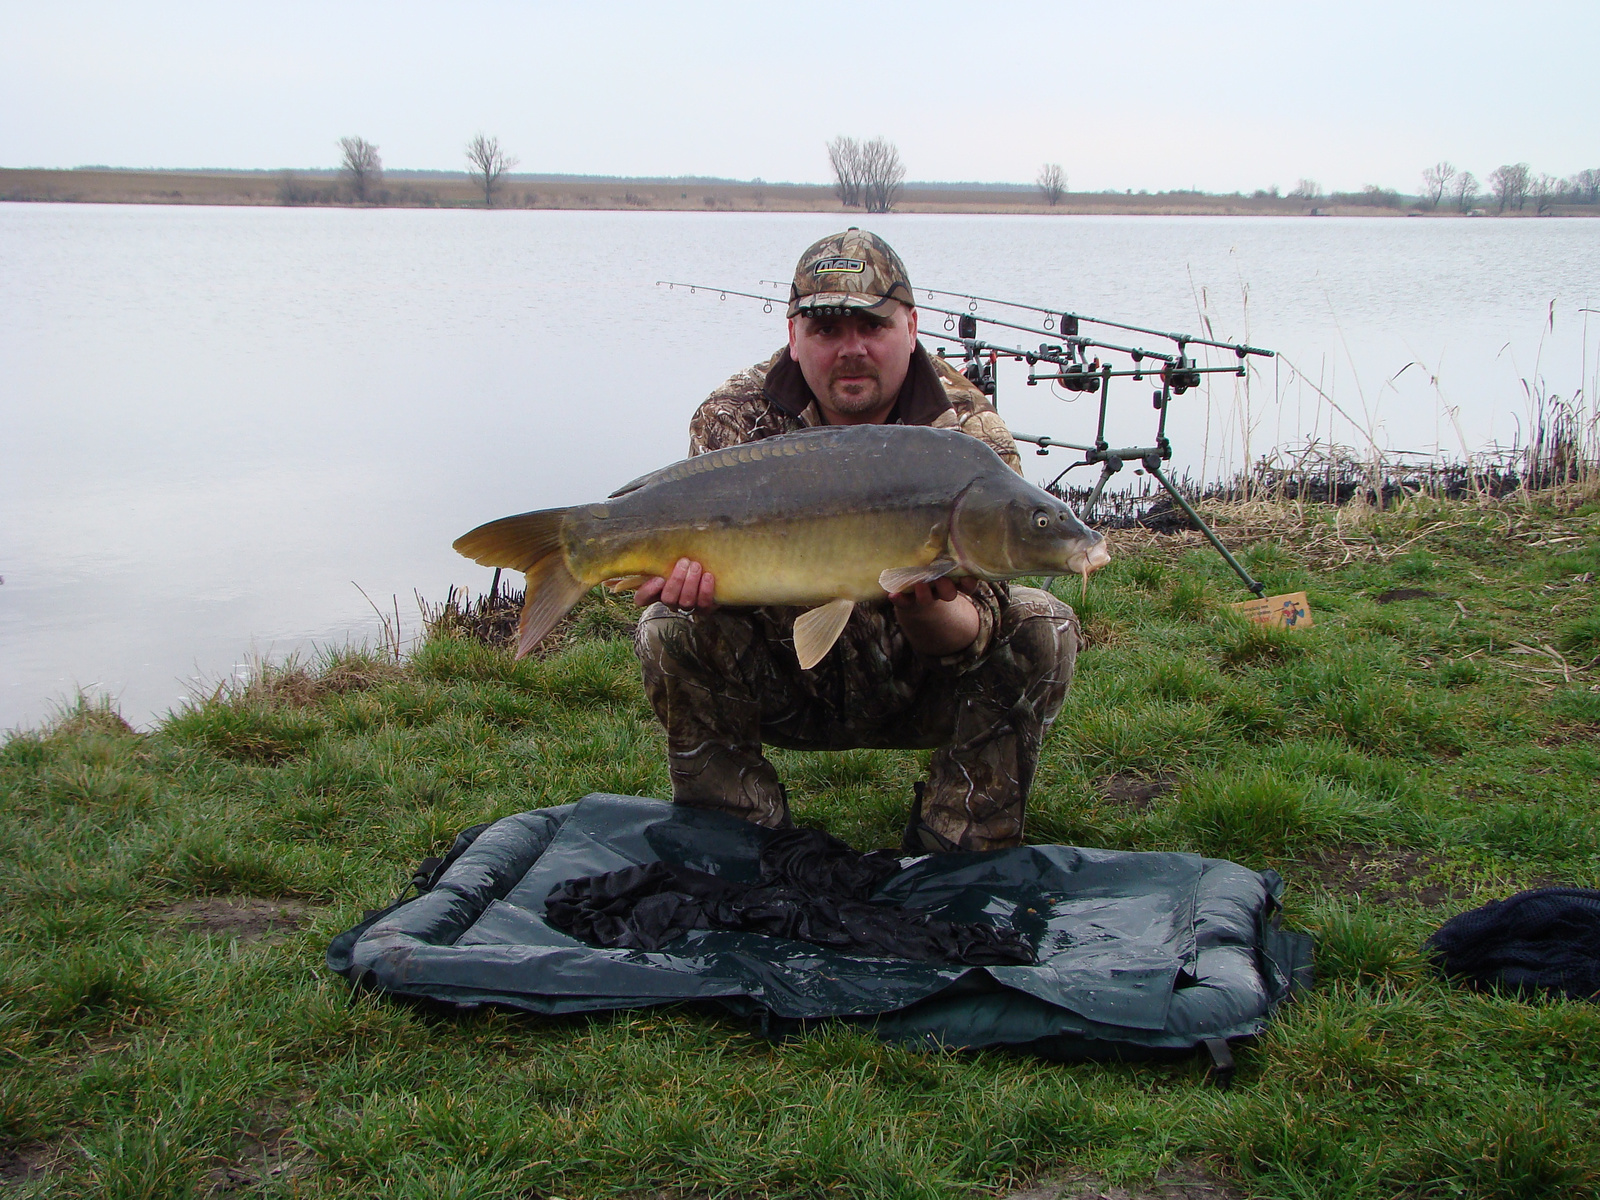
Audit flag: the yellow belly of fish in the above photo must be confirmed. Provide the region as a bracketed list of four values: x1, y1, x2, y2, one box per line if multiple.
[574, 511, 946, 605]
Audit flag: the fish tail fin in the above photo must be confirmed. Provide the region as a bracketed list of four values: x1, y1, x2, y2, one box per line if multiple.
[516, 552, 590, 659]
[452, 508, 587, 658]
[453, 508, 574, 571]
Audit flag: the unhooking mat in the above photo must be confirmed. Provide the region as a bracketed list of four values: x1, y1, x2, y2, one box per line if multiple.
[327, 794, 1313, 1059]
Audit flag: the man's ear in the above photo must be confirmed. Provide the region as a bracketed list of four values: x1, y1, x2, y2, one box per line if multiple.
[787, 315, 799, 356]
[905, 305, 918, 340]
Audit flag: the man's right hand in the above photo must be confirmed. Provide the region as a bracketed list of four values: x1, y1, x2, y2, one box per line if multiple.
[634, 557, 718, 613]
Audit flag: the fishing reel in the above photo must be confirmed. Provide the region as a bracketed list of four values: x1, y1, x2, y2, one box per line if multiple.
[1161, 356, 1201, 394]
[1059, 361, 1102, 393]
[962, 357, 998, 397]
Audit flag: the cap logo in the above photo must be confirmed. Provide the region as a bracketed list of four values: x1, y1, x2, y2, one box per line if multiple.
[812, 257, 865, 274]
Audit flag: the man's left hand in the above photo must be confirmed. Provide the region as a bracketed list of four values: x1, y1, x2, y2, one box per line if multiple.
[888, 577, 982, 657]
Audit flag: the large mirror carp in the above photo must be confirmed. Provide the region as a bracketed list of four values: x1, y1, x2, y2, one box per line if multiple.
[454, 424, 1110, 668]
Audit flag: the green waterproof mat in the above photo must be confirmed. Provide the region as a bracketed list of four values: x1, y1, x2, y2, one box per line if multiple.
[327, 793, 1312, 1058]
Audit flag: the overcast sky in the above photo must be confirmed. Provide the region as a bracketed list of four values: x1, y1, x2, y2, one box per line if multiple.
[4, 1, 1594, 193]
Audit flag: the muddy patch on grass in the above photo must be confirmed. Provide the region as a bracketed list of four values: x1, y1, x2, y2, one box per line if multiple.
[1295, 843, 1464, 905]
[1537, 720, 1600, 747]
[0, 1141, 68, 1185]
[1097, 772, 1175, 810]
[1374, 588, 1438, 604]
[204, 1139, 314, 1196]
[203, 1099, 316, 1196]
[157, 897, 315, 944]
[1008, 1163, 1242, 1200]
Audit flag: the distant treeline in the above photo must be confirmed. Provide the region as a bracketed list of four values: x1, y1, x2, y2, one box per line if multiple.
[33, 161, 1600, 217]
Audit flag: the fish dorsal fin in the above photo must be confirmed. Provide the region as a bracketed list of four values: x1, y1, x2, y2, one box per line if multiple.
[878, 558, 957, 595]
[792, 598, 855, 670]
[608, 462, 686, 498]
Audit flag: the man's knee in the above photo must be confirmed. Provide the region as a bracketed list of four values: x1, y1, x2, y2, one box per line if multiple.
[633, 602, 695, 675]
[995, 585, 1080, 699]
[634, 603, 764, 698]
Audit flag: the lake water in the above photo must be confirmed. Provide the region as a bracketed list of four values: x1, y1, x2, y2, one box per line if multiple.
[3, 204, 1596, 731]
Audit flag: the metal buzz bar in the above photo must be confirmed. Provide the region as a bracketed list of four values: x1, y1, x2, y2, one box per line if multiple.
[659, 279, 1273, 595]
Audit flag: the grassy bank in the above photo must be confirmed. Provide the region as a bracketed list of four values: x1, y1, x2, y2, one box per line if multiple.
[2, 488, 1598, 1198]
[12, 168, 1594, 217]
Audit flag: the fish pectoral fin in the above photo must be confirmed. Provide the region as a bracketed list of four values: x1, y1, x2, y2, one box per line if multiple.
[792, 598, 855, 671]
[516, 553, 590, 660]
[878, 558, 958, 595]
[602, 575, 649, 593]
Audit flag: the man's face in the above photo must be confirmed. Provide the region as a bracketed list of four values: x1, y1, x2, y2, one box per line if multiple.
[787, 302, 919, 425]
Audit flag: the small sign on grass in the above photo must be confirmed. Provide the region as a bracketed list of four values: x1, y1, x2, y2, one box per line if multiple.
[1232, 591, 1314, 629]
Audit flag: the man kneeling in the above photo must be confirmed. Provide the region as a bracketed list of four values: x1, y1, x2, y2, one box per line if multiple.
[633, 229, 1084, 853]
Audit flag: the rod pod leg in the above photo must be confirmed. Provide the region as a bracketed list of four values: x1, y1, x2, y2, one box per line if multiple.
[1142, 457, 1265, 596]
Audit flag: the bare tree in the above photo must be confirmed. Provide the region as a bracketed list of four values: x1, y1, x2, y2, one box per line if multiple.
[1511, 166, 1533, 211]
[1288, 178, 1321, 201]
[339, 136, 382, 204]
[1488, 162, 1530, 212]
[857, 137, 905, 214]
[827, 136, 863, 207]
[1573, 168, 1600, 204]
[465, 134, 519, 207]
[1532, 172, 1559, 215]
[1452, 170, 1477, 213]
[1036, 163, 1066, 206]
[1420, 161, 1456, 210]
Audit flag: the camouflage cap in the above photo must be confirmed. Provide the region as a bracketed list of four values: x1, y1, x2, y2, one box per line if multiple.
[788, 228, 914, 318]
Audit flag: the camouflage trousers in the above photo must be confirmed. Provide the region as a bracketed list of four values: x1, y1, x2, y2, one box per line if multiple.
[634, 587, 1079, 852]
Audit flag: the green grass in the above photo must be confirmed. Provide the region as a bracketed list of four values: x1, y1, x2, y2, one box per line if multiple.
[1, 495, 1598, 1197]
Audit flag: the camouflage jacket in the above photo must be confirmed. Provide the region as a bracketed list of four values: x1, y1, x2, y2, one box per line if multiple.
[685, 342, 1023, 667]
[688, 343, 1023, 472]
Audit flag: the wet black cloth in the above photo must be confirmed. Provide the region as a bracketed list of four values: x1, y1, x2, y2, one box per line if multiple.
[1425, 887, 1600, 1001]
[545, 828, 1034, 966]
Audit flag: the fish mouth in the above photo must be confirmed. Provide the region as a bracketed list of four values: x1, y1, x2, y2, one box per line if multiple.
[1065, 537, 1112, 577]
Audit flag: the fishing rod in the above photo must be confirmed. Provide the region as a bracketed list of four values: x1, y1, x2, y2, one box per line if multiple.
[913, 284, 1275, 358]
[919, 302, 1181, 365]
[752, 277, 1254, 397]
[760, 278, 1275, 360]
[658, 278, 1274, 595]
[657, 281, 784, 312]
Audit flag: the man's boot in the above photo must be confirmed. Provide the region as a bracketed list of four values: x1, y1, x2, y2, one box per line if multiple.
[900, 782, 963, 854]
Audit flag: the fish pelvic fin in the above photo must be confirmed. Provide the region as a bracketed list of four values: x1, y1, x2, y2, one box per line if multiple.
[453, 508, 573, 572]
[878, 557, 958, 595]
[516, 553, 590, 660]
[793, 598, 855, 671]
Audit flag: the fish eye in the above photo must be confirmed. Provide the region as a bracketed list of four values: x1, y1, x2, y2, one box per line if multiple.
[1032, 509, 1050, 529]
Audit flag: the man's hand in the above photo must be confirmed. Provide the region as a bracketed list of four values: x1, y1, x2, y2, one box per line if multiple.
[634, 557, 718, 614]
[888, 577, 982, 657]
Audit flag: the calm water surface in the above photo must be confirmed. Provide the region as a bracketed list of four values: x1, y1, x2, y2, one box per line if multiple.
[2, 205, 1596, 729]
